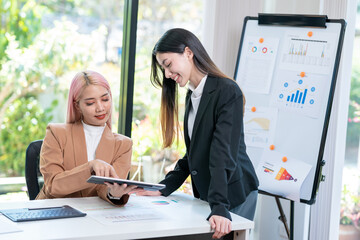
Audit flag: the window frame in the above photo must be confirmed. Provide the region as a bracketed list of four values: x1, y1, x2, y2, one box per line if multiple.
[118, 0, 139, 137]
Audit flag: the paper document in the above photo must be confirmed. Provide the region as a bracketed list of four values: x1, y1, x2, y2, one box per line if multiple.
[89, 208, 162, 224]
[244, 106, 278, 148]
[86, 195, 180, 225]
[236, 36, 279, 94]
[271, 70, 327, 119]
[279, 31, 337, 75]
[256, 149, 312, 201]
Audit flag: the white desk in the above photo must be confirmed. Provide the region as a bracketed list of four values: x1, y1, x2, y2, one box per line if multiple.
[0, 192, 253, 240]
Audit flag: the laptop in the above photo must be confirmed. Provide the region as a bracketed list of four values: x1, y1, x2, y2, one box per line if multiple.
[0, 205, 86, 222]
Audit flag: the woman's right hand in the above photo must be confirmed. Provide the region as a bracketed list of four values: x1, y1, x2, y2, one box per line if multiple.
[105, 182, 138, 199]
[89, 159, 118, 178]
[209, 215, 232, 239]
[130, 189, 161, 196]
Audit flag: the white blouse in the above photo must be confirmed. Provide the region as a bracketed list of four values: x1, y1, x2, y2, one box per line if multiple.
[187, 75, 208, 139]
[82, 121, 106, 162]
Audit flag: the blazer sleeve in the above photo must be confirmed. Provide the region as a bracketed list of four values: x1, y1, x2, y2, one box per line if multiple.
[40, 124, 93, 198]
[207, 85, 245, 220]
[97, 134, 132, 205]
[159, 153, 190, 196]
[108, 134, 132, 179]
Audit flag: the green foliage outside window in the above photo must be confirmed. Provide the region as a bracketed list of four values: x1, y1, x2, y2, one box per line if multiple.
[0, 96, 56, 177]
[340, 184, 360, 228]
[347, 66, 360, 146]
[0, 0, 95, 177]
[0, 0, 45, 63]
[0, 0, 203, 180]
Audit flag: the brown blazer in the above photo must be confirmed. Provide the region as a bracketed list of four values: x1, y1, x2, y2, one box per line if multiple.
[36, 121, 132, 205]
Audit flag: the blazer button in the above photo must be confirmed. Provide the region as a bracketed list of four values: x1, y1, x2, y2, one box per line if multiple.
[191, 170, 198, 175]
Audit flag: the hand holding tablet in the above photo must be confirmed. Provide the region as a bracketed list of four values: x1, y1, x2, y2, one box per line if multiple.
[87, 175, 165, 191]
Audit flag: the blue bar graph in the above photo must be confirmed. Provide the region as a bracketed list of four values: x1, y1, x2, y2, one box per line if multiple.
[287, 88, 308, 104]
[301, 89, 308, 104]
[298, 92, 303, 103]
[294, 90, 299, 102]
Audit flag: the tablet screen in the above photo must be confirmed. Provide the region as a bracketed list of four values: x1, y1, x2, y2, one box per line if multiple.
[87, 176, 165, 191]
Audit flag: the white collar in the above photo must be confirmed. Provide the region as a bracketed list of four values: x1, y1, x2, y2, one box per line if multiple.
[82, 120, 106, 133]
[188, 75, 208, 98]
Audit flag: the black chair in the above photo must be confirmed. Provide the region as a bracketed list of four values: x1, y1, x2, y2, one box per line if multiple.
[25, 140, 43, 200]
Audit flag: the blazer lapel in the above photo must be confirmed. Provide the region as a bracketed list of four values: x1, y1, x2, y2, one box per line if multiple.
[184, 89, 192, 149]
[190, 76, 217, 150]
[72, 122, 88, 166]
[95, 125, 115, 164]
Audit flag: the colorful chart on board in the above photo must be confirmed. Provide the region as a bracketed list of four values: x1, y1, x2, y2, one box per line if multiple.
[272, 70, 327, 118]
[275, 167, 297, 182]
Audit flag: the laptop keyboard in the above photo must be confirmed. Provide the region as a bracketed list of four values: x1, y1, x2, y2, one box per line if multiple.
[0, 205, 86, 222]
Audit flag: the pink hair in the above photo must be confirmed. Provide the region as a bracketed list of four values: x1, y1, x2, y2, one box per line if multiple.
[66, 70, 113, 129]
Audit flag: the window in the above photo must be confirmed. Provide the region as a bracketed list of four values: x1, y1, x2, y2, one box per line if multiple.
[0, 0, 124, 198]
[339, 2, 360, 239]
[130, 1, 203, 188]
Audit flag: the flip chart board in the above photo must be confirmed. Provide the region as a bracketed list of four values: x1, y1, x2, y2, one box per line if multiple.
[234, 14, 346, 204]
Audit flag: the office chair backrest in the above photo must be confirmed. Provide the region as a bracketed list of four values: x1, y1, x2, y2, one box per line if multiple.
[25, 140, 43, 200]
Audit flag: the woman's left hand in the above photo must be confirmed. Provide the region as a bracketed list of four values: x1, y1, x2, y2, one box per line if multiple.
[209, 215, 232, 239]
[105, 182, 138, 199]
[130, 189, 162, 196]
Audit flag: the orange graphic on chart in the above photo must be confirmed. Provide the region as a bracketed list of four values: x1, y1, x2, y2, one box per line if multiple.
[275, 167, 297, 182]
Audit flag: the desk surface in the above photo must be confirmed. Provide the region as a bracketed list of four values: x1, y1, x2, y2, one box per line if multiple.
[0, 192, 253, 240]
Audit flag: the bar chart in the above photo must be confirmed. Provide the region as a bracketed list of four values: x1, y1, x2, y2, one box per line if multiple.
[286, 88, 308, 104]
[282, 38, 330, 67]
[279, 84, 316, 109]
[273, 71, 326, 119]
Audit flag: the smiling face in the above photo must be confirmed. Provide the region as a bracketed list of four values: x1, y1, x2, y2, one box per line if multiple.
[156, 47, 194, 88]
[76, 84, 111, 126]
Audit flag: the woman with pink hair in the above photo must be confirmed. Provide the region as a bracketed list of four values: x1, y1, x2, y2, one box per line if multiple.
[36, 70, 136, 205]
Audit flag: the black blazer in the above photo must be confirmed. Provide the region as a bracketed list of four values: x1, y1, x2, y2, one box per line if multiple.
[160, 76, 259, 220]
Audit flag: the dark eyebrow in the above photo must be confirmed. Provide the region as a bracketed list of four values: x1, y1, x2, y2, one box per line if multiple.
[83, 93, 109, 101]
[161, 59, 168, 66]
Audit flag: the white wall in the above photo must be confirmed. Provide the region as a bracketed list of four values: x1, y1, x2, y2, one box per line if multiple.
[263, 0, 320, 14]
[202, 0, 262, 78]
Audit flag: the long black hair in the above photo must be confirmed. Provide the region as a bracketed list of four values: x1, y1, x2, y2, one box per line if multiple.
[150, 28, 232, 148]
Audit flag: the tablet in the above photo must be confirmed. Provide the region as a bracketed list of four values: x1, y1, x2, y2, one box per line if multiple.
[87, 176, 165, 191]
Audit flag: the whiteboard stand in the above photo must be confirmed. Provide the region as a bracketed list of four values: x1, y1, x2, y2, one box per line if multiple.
[275, 196, 290, 238]
[290, 200, 294, 240]
[234, 13, 345, 240]
[265, 158, 326, 240]
[262, 191, 295, 240]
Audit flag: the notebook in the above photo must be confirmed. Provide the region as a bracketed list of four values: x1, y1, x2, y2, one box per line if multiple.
[0, 205, 86, 222]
